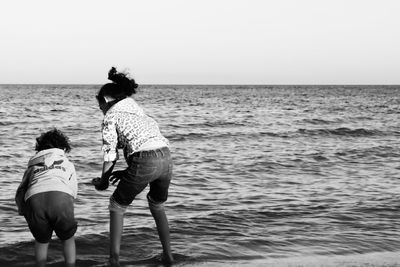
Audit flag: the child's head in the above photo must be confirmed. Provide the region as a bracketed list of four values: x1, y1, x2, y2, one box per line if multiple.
[35, 128, 71, 152]
[96, 67, 138, 113]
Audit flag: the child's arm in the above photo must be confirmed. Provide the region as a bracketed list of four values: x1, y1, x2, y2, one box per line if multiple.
[92, 161, 116, 190]
[94, 114, 118, 190]
[15, 168, 32, 215]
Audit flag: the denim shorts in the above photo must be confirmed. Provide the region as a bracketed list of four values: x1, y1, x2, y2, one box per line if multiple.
[111, 147, 173, 207]
[24, 191, 77, 243]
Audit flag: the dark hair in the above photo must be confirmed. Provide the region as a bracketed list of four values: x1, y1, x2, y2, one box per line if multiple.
[35, 128, 71, 152]
[96, 67, 138, 104]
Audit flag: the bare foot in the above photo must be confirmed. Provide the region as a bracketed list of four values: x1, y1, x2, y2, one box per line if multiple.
[109, 257, 121, 267]
[162, 252, 174, 265]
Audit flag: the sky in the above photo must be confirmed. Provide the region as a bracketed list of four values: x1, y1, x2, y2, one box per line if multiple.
[0, 0, 399, 84]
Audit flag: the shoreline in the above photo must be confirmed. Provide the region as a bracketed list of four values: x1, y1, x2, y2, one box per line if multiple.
[175, 252, 400, 267]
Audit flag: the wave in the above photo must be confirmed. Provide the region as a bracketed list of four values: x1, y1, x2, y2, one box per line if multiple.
[0, 121, 15, 126]
[0, 232, 261, 267]
[167, 132, 209, 141]
[166, 126, 399, 141]
[170, 121, 247, 129]
[50, 109, 68, 112]
[166, 130, 282, 141]
[297, 127, 392, 137]
[335, 145, 400, 159]
[301, 118, 340, 125]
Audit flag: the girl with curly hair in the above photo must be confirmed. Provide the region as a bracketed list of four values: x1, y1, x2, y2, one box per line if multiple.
[15, 128, 78, 267]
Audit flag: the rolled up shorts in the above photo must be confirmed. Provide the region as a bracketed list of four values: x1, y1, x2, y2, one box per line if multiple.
[24, 191, 77, 243]
[110, 146, 173, 213]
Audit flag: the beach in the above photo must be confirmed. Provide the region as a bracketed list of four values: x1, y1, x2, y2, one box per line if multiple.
[0, 84, 399, 266]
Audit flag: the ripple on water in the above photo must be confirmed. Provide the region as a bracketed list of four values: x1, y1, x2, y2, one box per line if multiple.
[1, 85, 400, 264]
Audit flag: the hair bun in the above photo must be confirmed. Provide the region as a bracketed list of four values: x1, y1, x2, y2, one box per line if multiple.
[108, 67, 125, 84]
[107, 67, 138, 96]
[108, 67, 118, 81]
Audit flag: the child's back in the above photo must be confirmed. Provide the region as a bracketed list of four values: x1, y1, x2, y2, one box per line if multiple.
[23, 148, 77, 201]
[15, 129, 78, 267]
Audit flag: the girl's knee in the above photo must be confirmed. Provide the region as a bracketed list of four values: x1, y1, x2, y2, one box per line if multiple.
[109, 195, 128, 214]
[147, 194, 165, 211]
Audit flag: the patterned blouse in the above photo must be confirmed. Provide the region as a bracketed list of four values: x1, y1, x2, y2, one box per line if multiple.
[102, 97, 169, 162]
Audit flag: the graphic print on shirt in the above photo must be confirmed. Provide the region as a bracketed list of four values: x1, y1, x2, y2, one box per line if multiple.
[31, 159, 66, 185]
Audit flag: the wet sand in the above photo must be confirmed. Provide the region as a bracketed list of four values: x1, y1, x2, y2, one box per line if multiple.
[173, 252, 400, 267]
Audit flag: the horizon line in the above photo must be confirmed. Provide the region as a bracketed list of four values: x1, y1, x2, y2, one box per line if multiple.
[1, 83, 399, 86]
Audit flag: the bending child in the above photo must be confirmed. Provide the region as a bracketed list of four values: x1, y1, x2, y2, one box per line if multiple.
[15, 128, 78, 267]
[92, 67, 174, 266]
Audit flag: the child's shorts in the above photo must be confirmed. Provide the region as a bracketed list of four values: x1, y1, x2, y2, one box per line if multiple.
[24, 191, 77, 243]
[110, 147, 172, 213]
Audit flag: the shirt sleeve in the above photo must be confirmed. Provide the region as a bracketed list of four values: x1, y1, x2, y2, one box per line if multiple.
[15, 168, 32, 215]
[102, 114, 119, 162]
[68, 164, 78, 199]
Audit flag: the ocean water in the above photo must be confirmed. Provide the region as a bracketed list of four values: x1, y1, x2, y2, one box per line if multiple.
[0, 84, 399, 267]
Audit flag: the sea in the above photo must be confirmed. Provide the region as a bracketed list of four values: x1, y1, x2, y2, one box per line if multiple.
[0, 84, 399, 267]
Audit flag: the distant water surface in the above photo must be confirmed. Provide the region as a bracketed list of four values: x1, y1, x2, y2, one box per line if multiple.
[0, 84, 399, 266]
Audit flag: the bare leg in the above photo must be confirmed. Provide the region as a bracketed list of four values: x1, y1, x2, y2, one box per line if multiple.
[34, 241, 49, 267]
[109, 210, 124, 267]
[62, 236, 76, 267]
[148, 203, 174, 263]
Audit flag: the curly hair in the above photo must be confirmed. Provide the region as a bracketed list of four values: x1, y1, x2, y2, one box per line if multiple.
[35, 128, 71, 152]
[97, 67, 139, 104]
